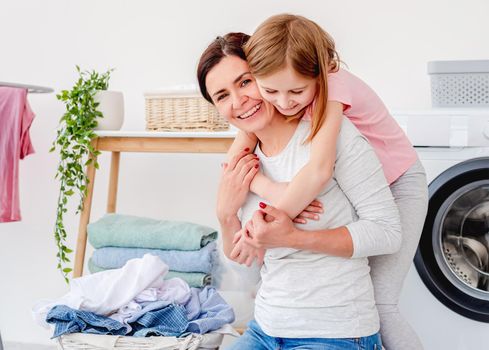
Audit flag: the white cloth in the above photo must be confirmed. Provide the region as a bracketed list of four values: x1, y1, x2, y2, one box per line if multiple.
[239, 118, 401, 338]
[110, 277, 191, 328]
[32, 254, 169, 328]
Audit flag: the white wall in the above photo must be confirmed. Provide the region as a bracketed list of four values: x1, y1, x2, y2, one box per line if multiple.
[1, 0, 489, 346]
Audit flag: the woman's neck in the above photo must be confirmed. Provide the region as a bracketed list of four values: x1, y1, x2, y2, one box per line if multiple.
[254, 111, 300, 157]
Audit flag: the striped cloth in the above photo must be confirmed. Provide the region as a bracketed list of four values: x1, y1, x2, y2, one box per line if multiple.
[47, 304, 189, 338]
[46, 305, 127, 337]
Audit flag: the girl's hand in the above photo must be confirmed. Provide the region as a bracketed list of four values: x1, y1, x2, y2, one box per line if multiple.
[216, 150, 260, 222]
[230, 227, 265, 266]
[293, 199, 323, 224]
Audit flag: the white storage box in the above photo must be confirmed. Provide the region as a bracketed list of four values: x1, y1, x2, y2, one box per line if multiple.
[428, 60, 489, 107]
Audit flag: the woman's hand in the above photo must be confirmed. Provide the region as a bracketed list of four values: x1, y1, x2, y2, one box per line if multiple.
[230, 227, 265, 266]
[216, 150, 260, 223]
[293, 199, 323, 224]
[245, 203, 298, 249]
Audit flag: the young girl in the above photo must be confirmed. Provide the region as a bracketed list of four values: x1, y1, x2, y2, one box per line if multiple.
[227, 14, 429, 350]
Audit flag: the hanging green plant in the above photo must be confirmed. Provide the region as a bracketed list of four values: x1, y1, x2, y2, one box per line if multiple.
[50, 66, 113, 282]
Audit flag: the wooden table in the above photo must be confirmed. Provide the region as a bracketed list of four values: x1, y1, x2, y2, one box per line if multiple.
[73, 130, 235, 277]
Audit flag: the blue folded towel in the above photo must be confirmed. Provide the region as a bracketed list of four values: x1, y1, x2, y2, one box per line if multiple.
[90, 243, 217, 273]
[88, 214, 217, 250]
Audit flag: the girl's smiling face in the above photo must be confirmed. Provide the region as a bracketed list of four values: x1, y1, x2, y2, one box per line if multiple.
[256, 64, 318, 116]
[206, 55, 273, 133]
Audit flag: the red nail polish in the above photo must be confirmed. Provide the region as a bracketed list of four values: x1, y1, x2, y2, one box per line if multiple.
[259, 202, 266, 209]
[244, 147, 250, 152]
[255, 164, 259, 168]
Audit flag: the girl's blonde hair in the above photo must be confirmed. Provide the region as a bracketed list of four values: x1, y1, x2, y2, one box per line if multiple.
[244, 14, 340, 142]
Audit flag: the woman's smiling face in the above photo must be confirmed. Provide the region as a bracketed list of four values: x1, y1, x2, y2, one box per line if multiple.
[205, 55, 272, 133]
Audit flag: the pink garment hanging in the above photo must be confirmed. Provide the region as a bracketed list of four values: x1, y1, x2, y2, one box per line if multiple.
[0, 87, 35, 223]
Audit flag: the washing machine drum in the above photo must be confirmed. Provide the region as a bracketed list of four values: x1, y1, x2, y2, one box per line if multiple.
[415, 157, 489, 322]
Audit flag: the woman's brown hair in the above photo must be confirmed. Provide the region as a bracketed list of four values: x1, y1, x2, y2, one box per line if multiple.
[244, 14, 340, 142]
[197, 32, 251, 104]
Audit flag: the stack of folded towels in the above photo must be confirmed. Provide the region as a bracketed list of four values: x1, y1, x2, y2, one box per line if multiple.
[87, 214, 219, 288]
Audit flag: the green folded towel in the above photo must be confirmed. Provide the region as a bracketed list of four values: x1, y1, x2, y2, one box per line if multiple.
[88, 214, 217, 251]
[87, 258, 212, 288]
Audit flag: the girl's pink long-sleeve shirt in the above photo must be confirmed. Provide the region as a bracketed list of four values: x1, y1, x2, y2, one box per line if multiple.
[304, 68, 417, 184]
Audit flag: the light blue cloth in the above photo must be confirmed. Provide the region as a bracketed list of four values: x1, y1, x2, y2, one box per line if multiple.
[131, 304, 188, 337]
[184, 287, 235, 334]
[124, 300, 173, 325]
[91, 242, 217, 273]
[46, 305, 128, 338]
[88, 214, 217, 250]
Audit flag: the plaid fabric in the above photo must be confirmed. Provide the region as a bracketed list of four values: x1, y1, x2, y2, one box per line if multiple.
[46, 305, 127, 338]
[131, 304, 188, 337]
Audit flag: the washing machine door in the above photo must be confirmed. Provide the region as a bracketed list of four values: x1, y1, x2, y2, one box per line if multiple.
[415, 157, 489, 321]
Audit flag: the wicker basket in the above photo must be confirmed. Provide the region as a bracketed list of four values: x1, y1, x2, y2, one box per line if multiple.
[57, 332, 222, 350]
[145, 93, 229, 132]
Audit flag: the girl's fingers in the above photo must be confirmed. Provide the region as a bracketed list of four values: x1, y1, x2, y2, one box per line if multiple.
[304, 204, 323, 214]
[297, 211, 320, 220]
[293, 217, 307, 224]
[311, 200, 323, 208]
[245, 255, 255, 267]
[256, 252, 264, 266]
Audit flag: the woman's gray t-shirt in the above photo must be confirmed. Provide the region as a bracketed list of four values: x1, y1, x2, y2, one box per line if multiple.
[239, 118, 401, 338]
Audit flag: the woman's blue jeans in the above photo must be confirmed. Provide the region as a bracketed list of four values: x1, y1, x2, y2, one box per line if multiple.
[226, 320, 383, 350]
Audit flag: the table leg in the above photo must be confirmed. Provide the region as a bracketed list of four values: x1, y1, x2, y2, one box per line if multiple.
[107, 152, 120, 213]
[73, 139, 99, 278]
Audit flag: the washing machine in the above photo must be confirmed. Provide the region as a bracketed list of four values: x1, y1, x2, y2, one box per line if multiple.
[393, 109, 489, 350]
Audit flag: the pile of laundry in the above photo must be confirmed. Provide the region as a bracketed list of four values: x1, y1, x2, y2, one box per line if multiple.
[32, 254, 235, 340]
[87, 214, 219, 287]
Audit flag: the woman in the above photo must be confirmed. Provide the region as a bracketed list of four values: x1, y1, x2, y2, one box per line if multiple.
[198, 33, 402, 350]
